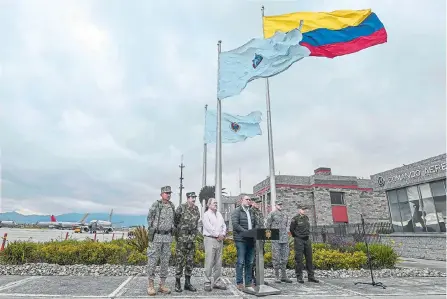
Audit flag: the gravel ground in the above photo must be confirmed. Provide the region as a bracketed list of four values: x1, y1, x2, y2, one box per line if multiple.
[0, 263, 445, 278]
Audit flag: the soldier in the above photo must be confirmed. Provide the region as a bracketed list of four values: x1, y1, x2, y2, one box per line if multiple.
[250, 197, 265, 286]
[174, 192, 200, 293]
[266, 199, 292, 283]
[289, 204, 319, 284]
[146, 186, 176, 296]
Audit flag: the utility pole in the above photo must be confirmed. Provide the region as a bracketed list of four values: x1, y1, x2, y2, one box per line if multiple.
[179, 155, 185, 206]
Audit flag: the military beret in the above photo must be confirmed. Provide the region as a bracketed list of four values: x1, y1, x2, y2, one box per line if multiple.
[186, 192, 197, 198]
[251, 197, 262, 203]
[297, 203, 309, 210]
[161, 186, 172, 193]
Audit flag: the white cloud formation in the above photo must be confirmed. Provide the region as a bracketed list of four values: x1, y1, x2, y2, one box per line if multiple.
[0, 0, 445, 215]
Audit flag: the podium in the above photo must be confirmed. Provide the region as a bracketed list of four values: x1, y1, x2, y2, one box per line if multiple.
[240, 228, 281, 297]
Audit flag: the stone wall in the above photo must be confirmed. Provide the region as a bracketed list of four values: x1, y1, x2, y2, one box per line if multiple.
[380, 233, 446, 261]
[276, 187, 315, 226]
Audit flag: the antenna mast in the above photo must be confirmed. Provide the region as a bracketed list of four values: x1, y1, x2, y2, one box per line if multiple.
[179, 155, 185, 205]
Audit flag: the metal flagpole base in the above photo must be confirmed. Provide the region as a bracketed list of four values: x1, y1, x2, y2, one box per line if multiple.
[243, 284, 281, 297]
[354, 281, 386, 289]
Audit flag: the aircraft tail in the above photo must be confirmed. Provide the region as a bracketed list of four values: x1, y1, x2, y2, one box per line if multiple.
[50, 215, 57, 222]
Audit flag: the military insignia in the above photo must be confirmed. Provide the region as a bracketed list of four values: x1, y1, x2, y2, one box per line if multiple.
[252, 53, 263, 69]
[230, 122, 240, 132]
[265, 229, 271, 239]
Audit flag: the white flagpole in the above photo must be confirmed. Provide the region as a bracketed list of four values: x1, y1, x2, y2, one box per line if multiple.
[202, 104, 208, 188]
[261, 6, 277, 209]
[215, 40, 223, 212]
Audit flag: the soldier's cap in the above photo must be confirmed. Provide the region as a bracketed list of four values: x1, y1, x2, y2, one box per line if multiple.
[161, 186, 172, 194]
[251, 197, 262, 203]
[186, 192, 197, 198]
[297, 203, 309, 210]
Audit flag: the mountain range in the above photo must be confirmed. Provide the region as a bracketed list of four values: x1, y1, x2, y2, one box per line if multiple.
[0, 211, 147, 227]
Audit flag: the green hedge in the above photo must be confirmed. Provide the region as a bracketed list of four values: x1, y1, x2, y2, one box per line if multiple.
[0, 237, 398, 270]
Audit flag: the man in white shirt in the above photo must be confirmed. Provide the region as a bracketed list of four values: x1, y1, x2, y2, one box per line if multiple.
[202, 198, 227, 291]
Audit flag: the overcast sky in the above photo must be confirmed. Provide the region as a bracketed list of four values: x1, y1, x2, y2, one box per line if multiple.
[0, 0, 445, 215]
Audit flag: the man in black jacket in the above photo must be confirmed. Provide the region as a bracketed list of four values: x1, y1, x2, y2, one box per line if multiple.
[231, 195, 257, 290]
[289, 204, 319, 284]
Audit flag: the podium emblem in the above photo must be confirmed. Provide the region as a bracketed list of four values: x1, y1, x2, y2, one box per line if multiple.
[265, 229, 272, 239]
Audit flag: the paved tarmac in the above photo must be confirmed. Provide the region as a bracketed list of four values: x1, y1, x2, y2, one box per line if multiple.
[0, 228, 128, 246]
[0, 275, 444, 298]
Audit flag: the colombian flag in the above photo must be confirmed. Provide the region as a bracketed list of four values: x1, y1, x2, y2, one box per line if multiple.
[263, 9, 387, 58]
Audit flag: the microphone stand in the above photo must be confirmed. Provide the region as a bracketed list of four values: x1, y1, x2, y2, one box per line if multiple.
[354, 214, 386, 289]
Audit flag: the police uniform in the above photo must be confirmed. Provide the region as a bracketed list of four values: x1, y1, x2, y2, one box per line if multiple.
[266, 199, 292, 283]
[289, 204, 319, 283]
[250, 197, 265, 285]
[174, 192, 200, 293]
[146, 186, 176, 296]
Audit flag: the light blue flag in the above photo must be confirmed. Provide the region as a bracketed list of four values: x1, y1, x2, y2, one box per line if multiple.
[217, 27, 311, 100]
[204, 109, 262, 143]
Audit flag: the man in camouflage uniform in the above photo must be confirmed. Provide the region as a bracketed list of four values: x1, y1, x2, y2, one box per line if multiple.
[290, 204, 319, 284]
[174, 192, 200, 293]
[146, 186, 176, 296]
[250, 197, 265, 286]
[266, 199, 292, 283]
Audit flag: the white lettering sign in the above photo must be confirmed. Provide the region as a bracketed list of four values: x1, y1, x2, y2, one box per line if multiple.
[386, 162, 446, 184]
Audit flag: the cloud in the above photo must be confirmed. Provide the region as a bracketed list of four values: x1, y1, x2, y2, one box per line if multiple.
[0, 0, 445, 215]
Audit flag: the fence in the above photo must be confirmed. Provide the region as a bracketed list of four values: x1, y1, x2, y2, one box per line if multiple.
[310, 222, 393, 245]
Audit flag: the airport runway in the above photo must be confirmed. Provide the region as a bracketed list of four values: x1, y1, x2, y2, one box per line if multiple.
[0, 228, 129, 247]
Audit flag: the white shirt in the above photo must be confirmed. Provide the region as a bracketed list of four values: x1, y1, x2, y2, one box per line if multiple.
[203, 209, 227, 237]
[242, 205, 252, 230]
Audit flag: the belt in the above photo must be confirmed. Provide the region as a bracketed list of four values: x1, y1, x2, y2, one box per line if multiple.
[204, 235, 219, 239]
[155, 230, 172, 235]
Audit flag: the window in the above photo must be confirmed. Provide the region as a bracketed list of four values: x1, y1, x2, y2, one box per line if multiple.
[387, 190, 403, 232]
[419, 183, 440, 232]
[330, 192, 345, 205]
[407, 186, 423, 232]
[397, 188, 413, 232]
[430, 180, 446, 232]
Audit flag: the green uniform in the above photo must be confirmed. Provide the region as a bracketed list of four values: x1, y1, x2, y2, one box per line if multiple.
[290, 213, 315, 280]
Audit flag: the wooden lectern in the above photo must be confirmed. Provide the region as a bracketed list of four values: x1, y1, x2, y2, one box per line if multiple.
[240, 228, 281, 296]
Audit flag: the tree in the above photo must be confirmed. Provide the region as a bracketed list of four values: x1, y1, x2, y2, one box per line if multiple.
[199, 186, 228, 207]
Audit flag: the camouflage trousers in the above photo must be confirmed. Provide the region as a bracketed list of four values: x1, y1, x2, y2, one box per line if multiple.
[272, 242, 289, 271]
[175, 241, 196, 278]
[147, 241, 172, 280]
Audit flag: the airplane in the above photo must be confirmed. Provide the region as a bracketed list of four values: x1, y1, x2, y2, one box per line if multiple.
[36, 214, 89, 230]
[0, 220, 17, 228]
[88, 209, 114, 233]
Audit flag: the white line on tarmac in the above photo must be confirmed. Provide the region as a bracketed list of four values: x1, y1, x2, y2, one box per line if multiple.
[0, 295, 107, 298]
[0, 276, 42, 292]
[107, 276, 133, 298]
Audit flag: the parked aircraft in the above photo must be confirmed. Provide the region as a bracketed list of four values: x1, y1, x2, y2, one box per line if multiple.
[88, 209, 114, 233]
[0, 220, 17, 228]
[35, 214, 89, 230]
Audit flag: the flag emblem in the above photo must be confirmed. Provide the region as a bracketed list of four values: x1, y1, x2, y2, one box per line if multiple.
[230, 122, 240, 132]
[252, 54, 263, 68]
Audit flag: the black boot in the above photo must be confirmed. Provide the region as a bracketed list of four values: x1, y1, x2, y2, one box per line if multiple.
[296, 274, 304, 284]
[175, 278, 182, 292]
[184, 276, 197, 292]
[308, 277, 319, 283]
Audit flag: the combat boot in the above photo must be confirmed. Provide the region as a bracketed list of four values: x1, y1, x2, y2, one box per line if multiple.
[158, 278, 171, 294]
[274, 269, 281, 283]
[281, 269, 292, 283]
[147, 279, 156, 296]
[184, 275, 197, 292]
[175, 277, 182, 292]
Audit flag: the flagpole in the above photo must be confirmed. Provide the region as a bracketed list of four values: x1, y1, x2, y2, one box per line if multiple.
[202, 104, 208, 188]
[239, 168, 242, 194]
[261, 5, 277, 209]
[215, 40, 223, 212]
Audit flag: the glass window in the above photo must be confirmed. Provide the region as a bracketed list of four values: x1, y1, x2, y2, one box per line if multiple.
[397, 188, 413, 232]
[407, 186, 424, 232]
[430, 180, 446, 232]
[330, 192, 345, 205]
[419, 183, 440, 232]
[387, 190, 403, 232]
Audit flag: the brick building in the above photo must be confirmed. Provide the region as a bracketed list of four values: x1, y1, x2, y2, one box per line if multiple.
[253, 168, 389, 226]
